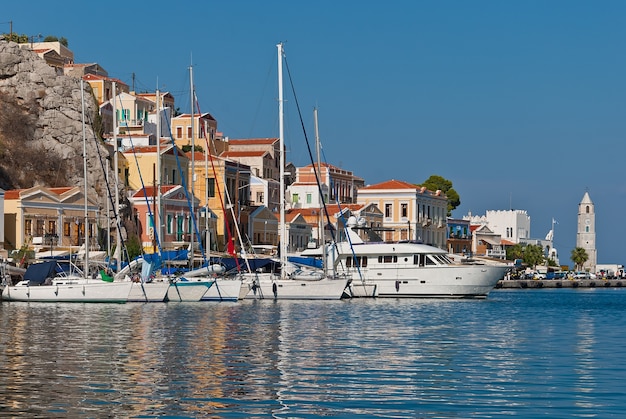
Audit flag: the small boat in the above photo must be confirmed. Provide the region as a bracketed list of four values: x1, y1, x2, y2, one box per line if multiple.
[2, 260, 132, 303]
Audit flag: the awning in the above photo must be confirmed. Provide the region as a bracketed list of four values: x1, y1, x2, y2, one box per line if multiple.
[479, 236, 501, 246]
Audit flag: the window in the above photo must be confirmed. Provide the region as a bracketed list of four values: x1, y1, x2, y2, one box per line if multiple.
[176, 126, 183, 138]
[25, 219, 32, 236]
[378, 255, 397, 263]
[306, 193, 312, 204]
[36, 220, 45, 236]
[187, 126, 192, 138]
[63, 222, 70, 236]
[292, 193, 299, 203]
[167, 214, 173, 234]
[385, 203, 392, 218]
[401, 203, 408, 218]
[48, 220, 56, 234]
[347, 256, 367, 267]
[207, 178, 215, 198]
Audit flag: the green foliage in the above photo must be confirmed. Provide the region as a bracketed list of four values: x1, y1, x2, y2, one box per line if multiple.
[125, 234, 143, 260]
[420, 175, 460, 216]
[571, 247, 589, 271]
[506, 243, 525, 261]
[522, 244, 545, 268]
[1, 34, 67, 46]
[182, 144, 204, 153]
[506, 243, 545, 268]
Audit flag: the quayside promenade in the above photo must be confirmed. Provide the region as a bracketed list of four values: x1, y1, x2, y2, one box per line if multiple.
[496, 278, 625, 289]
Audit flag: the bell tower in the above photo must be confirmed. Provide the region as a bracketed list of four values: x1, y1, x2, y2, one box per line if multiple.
[576, 191, 597, 272]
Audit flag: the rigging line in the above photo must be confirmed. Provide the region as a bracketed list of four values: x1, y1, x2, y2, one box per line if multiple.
[194, 95, 246, 272]
[84, 110, 132, 267]
[324, 150, 364, 284]
[160, 98, 206, 261]
[114, 95, 164, 259]
[282, 52, 336, 244]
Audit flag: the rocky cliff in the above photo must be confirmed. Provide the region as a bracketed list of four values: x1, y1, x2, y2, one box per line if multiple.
[0, 40, 109, 208]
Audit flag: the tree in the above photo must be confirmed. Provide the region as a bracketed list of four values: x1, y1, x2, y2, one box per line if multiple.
[420, 175, 460, 216]
[571, 247, 589, 271]
[523, 244, 545, 269]
[506, 243, 525, 261]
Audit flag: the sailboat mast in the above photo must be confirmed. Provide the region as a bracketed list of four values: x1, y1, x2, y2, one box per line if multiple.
[189, 65, 195, 267]
[156, 88, 162, 248]
[313, 107, 326, 275]
[113, 82, 121, 273]
[278, 43, 287, 278]
[80, 79, 89, 278]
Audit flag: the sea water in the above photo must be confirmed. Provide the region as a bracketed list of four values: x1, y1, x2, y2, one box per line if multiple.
[1, 288, 625, 418]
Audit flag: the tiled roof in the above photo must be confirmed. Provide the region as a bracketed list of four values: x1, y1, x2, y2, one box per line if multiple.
[228, 138, 278, 144]
[221, 150, 267, 158]
[131, 185, 178, 198]
[360, 179, 418, 190]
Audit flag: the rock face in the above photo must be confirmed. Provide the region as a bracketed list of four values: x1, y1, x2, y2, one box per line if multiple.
[0, 40, 109, 208]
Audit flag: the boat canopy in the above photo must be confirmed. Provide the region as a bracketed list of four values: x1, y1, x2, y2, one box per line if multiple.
[23, 260, 57, 285]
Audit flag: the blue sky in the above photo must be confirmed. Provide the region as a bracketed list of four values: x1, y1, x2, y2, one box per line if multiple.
[4, 1, 626, 266]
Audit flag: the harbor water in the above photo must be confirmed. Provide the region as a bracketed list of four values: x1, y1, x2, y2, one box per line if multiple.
[1, 288, 626, 418]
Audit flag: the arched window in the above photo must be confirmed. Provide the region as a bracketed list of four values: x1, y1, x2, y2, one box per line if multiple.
[586, 205, 590, 214]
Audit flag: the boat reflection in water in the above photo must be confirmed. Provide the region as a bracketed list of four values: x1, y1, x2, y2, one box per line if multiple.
[2, 291, 626, 417]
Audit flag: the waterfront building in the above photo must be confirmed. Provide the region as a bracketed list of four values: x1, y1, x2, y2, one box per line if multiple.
[129, 185, 204, 253]
[3, 186, 99, 252]
[357, 180, 448, 248]
[464, 209, 530, 243]
[289, 162, 365, 210]
[577, 191, 597, 272]
[447, 218, 472, 255]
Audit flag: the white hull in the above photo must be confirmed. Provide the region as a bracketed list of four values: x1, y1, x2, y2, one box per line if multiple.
[324, 226, 511, 299]
[201, 278, 243, 302]
[241, 274, 348, 300]
[344, 264, 509, 298]
[128, 281, 170, 302]
[1, 280, 133, 303]
[167, 280, 214, 302]
[347, 282, 378, 298]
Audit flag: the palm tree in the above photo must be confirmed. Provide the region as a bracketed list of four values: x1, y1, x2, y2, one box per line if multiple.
[571, 247, 589, 271]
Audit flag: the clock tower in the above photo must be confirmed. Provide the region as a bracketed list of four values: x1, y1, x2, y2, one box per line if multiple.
[576, 191, 597, 273]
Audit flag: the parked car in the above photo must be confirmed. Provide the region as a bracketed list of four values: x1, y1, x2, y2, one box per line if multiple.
[573, 272, 596, 279]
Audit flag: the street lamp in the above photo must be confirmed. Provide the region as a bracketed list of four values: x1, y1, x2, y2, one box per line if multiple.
[45, 233, 58, 257]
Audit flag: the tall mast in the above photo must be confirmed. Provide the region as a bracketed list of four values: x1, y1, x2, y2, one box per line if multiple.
[189, 64, 195, 267]
[156, 88, 162, 249]
[113, 82, 121, 273]
[81, 79, 89, 278]
[313, 107, 326, 275]
[278, 43, 287, 278]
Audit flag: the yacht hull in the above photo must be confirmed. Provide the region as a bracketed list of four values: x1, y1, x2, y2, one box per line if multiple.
[1, 281, 133, 303]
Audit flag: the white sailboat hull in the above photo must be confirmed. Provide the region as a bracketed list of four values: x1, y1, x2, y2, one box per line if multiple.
[1, 280, 133, 303]
[167, 280, 214, 302]
[128, 281, 170, 302]
[201, 278, 243, 302]
[241, 274, 348, 300]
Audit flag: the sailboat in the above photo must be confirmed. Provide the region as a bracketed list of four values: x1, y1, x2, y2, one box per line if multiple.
[239, 43, 349, 300]
[1, 80, 133, 303]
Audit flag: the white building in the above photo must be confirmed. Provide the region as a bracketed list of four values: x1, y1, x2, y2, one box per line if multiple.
[464, 209, 530, 242]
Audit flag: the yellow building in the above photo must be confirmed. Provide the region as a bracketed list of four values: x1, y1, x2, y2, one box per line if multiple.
[357, 179, 448, 248]
[3, 186, 100, 252]
[186, 151, 251, 251]
[170, 113, 224, 154]
[122, 144, 189, 191]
